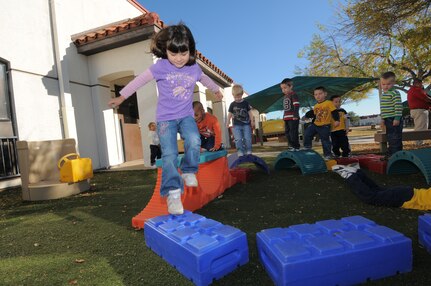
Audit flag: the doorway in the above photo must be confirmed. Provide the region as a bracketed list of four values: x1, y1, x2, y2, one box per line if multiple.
[114, 85, 143, 161]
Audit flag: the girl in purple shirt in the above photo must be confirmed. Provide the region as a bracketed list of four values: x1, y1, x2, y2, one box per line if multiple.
[109, 24, 223, 215]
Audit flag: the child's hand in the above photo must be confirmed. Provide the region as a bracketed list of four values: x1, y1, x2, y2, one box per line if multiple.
[333, 121, 340, 128]
[108, 96, 125, 108]
[214, 91, 223, 100]
[251, 121, 255, 129]
[380, 120, 385, 130]
[393, 120, 400, 126]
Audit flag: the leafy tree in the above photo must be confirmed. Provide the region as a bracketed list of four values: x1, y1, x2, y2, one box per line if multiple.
[298, 0, 431, 98]
[347, 111, 360, 126]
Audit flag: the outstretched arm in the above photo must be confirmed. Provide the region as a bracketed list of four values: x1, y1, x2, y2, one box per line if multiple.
[108, 69, 154, 108]
[200, 73, 223, 100]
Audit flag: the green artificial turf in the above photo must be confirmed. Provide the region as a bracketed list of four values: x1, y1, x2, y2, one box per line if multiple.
[1, 158, 430, 285]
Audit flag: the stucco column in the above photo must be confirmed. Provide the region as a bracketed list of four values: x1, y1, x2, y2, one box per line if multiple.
[194, 84, 208, 110]
[90, 83, 123, 168]
[213, 101, 230, 148]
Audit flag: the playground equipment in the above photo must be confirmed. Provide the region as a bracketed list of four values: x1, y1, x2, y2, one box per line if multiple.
[419, 214, 431, 254]
[132, 150, 246, 229]
[387, 149, 431, 184]
[145, 211, 249, 286]
[227, 153, 270, 174]
[257, 216, 412, 285]
[274, 149, 327, 175]
[16, 139, 91, 201]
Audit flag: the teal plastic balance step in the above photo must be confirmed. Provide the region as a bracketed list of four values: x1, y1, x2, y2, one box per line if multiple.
[387, 148, 431, 184]
[155, 150, 227, 168]
[274, 149, 327, 175]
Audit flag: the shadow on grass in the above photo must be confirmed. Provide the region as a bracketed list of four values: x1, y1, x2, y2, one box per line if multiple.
[1, 160, 431, 285]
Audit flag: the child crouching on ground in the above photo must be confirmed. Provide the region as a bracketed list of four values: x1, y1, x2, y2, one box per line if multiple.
[193, 101, 223, 151]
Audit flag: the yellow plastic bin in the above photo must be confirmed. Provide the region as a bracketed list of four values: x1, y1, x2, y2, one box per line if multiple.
[17, 139, 91, 201]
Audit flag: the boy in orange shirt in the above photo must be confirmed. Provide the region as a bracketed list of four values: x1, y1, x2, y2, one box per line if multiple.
[193, 101, 223, 151]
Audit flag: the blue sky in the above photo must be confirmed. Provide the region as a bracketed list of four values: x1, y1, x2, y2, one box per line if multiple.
[138, 0, 396, 118]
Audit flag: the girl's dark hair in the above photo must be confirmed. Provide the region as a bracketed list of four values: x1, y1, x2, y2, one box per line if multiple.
[151, 24, 196, 65]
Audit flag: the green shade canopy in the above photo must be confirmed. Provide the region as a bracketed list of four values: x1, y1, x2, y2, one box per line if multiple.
[246, 76, 377, 113]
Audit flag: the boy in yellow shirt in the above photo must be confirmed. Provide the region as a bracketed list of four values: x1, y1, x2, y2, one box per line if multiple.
[330, 95, 351, 157]
[332, 164, 431, 210]
[303, 86, 340, 160]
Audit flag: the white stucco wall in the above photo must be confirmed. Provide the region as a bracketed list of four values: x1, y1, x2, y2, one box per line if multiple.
[0, 0, 144, 169]
[1, 0, 241, 172]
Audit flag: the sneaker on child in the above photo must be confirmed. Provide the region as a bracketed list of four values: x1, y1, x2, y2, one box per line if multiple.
[181, 173, 198, 187]
[324, 155, 334, 161]
[331, 165, 354, 179]
[346, 162, 360, 171]
[167, 189, 183, 215]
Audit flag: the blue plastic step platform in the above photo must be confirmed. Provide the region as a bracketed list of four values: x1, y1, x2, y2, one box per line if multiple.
[419, 214, 431, 254]
[257, 216, 412, 286]
[274, 149, 327, 175]
[156, 150, 227, 168]
[227, 153, 270, 174]
[144, 211, 249, 286]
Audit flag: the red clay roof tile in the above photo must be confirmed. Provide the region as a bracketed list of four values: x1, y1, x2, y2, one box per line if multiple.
[72, 13, 232, 83]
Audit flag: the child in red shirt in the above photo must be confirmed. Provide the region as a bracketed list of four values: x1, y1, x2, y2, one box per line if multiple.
[193, 101, 222, 151]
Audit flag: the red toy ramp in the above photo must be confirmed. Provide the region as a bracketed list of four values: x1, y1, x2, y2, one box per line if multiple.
[132, 156, 239, 229]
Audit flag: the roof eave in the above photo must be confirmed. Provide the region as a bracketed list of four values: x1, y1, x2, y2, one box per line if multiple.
[75, 24, 160, 56]
[197, 59, 232, 87]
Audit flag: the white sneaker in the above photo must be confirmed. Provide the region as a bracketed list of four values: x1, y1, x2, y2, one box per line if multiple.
[167, 189, 183, 215]
[181, 173, 198, 187]
[331, 165, 354, 179]
[346, 162, 360, 172]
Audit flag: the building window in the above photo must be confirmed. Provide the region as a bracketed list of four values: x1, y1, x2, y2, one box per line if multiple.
[0, 61, 11, 121]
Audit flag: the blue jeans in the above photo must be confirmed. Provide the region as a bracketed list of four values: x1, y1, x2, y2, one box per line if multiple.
[384, 117, 403, 156]
[157, 116, 200, 196]
[232, 124, 252, 155]
[304, 124, 332, 156]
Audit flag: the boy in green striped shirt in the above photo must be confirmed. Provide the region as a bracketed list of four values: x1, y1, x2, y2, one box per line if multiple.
[380, 71, 403, 158]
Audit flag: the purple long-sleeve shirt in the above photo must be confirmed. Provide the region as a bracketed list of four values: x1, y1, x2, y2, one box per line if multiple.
[120, 59, 220, 122]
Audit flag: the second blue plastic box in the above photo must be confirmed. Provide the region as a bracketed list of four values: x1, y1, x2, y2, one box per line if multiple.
[257, 215, 412, 286]
[419, 213, 431, 254]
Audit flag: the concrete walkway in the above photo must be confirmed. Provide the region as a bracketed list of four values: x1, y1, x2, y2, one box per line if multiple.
[105, 134, 378, 171]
